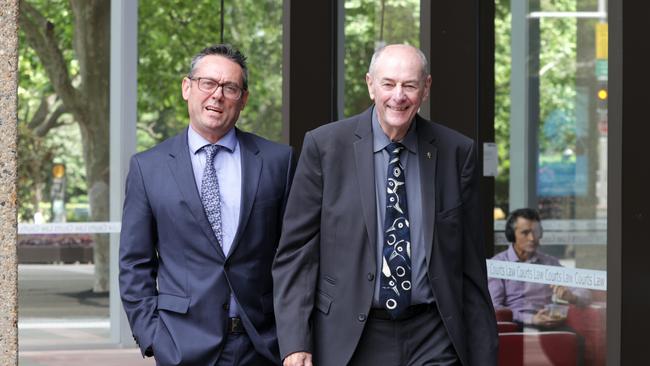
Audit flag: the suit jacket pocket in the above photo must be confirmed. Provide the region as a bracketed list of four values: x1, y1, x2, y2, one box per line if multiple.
[157, 293, 190, 314]
[437, 203, 463, 220]
[315, 290, 333, 315]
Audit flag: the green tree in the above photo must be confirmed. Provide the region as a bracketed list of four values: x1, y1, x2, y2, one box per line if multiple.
[137, 0, 283, 149]
[344, 0, 420, 117]
[19, 0, 110, 292]
[493, 0, 579, 213]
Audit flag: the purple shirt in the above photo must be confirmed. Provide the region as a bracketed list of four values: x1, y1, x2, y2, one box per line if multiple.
[488, 245, 591, 324]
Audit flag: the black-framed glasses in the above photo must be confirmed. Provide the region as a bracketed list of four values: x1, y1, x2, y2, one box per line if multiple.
[188, 77, 244, 100]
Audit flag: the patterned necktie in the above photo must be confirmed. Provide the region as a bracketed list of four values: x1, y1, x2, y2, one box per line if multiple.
[201, 144, 223, 245]
[380, 142, 412, 318]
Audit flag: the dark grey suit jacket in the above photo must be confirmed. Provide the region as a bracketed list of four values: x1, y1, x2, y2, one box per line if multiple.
[120, 127, 293, 366]
[273, 107, 498, 366]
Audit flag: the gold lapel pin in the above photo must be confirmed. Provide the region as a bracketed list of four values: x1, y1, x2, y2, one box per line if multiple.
[426, 152, 432, 159]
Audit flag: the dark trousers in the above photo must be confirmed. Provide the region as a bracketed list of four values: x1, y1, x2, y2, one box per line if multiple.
[349, 304, 460, 366]
[216, 332, 277, 366]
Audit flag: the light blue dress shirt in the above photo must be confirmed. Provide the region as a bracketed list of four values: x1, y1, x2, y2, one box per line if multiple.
[188, 126, 242, 317]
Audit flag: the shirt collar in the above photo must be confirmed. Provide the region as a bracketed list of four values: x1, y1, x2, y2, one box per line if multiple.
[188, 125, 238, 154]
[371, 105, 417, 154]
[506, 244, 539, 263]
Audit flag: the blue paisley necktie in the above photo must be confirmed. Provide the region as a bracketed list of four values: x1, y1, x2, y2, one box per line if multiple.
[379, 142, 412, 318]
[201, 144, 223, 245]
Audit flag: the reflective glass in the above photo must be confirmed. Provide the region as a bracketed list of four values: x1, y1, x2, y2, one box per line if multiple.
[344, 0, 420, 116]
[492, 1, 607, 365]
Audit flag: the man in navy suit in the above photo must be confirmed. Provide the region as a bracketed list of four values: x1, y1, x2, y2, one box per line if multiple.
[273, 44, 497, 366]
[120, 44, 293, 366]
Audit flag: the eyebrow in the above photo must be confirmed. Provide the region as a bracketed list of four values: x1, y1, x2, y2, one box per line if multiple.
[379, 77, 420, 84]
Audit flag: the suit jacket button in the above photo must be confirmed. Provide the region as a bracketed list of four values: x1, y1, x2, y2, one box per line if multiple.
[358, 313, 367, 322]
[223, 302, 230, 311]
[367, 273, 375, 281]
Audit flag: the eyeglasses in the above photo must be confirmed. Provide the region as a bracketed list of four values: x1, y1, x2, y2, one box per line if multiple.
[188, 77, 245, 100]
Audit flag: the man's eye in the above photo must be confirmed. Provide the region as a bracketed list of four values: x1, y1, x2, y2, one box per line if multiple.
[382, 83, 395, 89]
[224, 85, 238, 93]
[404, 85, 417, 91]
[202, 80, 217, 89]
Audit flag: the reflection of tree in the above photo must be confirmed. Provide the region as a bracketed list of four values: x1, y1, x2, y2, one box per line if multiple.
[19, 0, 111, 292]
[344, 0, 420, 117]
[494, 0, 580, 213]
[17, 122, 59, 222]
[137, 0, 284, 148]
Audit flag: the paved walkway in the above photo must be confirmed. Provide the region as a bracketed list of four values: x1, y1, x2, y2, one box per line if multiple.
[18, 264, 152, 365]
[19, 349, 154, 366]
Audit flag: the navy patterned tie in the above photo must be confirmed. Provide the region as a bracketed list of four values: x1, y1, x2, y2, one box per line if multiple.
[380, 142, 412, 318]
[201, 144, 223, 245]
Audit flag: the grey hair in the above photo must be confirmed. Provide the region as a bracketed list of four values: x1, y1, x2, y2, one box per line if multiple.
[368, 44, 429, 78]
[188, 44, 249, 91]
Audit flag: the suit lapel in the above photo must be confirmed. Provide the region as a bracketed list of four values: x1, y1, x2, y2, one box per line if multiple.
[167, 128, 225, 258]
[229, 129, 262, 258]
[416, 117, 438, 266]
[353, 108, 378, 256]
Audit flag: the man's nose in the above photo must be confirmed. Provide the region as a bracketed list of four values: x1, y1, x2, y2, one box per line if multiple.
[393, 85, 407, 100]
[210, 85, 225, 99]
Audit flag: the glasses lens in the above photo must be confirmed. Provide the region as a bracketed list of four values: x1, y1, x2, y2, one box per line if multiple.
[195, 78, 242, 100]
[198, 78, 217, 92]
[223, 85, 241, 99]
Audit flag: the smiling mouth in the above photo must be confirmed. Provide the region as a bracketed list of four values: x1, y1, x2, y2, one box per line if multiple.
[388, 105, 409, 112]
[205, 105, 223, 113]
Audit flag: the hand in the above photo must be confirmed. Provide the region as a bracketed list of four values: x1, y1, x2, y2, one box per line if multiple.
[552, 285, 577, 304]
[284, 352, 313, 366]
[532, 308, 564, 328]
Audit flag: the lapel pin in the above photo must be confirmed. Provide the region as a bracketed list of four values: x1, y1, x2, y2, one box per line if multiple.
[426, 152, 432, 159]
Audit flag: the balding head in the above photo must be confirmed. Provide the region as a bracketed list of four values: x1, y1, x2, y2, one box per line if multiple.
[368, 44, 429, 79]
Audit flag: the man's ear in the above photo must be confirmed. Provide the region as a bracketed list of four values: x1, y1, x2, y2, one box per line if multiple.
[422, 74, 432, 101]
[366, 73, 375, 100]
[240, 90, 249, 110]
[181, 77, 191, 101]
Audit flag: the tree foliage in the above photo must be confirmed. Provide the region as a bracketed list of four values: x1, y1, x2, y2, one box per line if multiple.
[20, 0, 111, 291]
[137, 0, 283, 149]
[344, 0, 420, 117]
[494, 0, 579, 212]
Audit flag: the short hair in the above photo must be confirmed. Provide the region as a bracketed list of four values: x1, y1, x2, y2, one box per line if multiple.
[188, 44, 249, 91]
[505, 208, 542, 243]
[368, 44, 429, 79]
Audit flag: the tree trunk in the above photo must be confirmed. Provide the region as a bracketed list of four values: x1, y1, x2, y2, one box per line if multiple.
[19, 0, 111, 291]
[71, 0, 111, 292]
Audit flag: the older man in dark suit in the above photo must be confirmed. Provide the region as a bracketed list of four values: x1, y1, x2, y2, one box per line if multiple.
[119, 44, 293, 366]
[273, 44, 497, 366]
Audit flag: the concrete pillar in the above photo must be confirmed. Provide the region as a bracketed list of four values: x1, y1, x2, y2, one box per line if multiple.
[0, 0, 19, 365]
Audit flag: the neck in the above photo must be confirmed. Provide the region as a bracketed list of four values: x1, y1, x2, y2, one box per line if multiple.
[513, 245, 531, 261]
[379, 121, 410, 142]
[190, 123, 230, 144]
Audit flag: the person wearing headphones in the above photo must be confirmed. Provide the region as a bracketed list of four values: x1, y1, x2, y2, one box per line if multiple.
[488, 208, 591, 329]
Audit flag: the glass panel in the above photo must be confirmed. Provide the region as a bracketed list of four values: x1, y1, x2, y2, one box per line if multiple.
[137, 0, 283, 150]
[492, 0, 607, 365]
[344, 0, 420, 117]
[17, 0, 112, 354]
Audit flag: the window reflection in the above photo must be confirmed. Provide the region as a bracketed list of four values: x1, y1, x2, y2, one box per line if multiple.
[344, 0, 420, 117]
[492, 0, 607, 365]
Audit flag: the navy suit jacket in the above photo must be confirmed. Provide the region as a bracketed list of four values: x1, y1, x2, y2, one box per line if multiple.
[273, 108, 498, 366]
[120, 127, 293, 366]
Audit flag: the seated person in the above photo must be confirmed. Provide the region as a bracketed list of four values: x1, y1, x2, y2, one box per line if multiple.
[489, 208, 591, 328]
